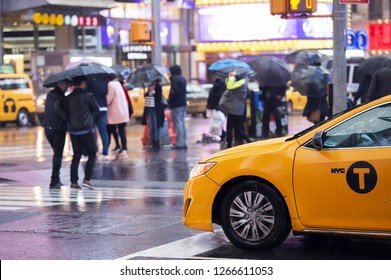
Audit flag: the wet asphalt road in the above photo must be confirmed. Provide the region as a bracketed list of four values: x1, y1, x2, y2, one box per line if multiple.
[1, 114, 391, 260]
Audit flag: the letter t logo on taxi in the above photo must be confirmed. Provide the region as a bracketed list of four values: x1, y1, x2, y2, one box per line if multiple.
[353, 168, 370, 190]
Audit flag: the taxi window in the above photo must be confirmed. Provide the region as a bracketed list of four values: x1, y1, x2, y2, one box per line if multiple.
[323, 103, 391, 148]
[0, 78, 29, 90]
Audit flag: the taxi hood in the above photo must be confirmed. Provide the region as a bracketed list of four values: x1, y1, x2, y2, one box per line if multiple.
[203, 136, 290, 162]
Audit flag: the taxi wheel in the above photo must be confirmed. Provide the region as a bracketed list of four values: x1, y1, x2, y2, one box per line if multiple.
[16, 109, 29, 127]
[220, 181, 291, 250]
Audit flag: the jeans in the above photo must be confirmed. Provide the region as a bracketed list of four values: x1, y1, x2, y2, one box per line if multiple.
[45, 129, 66, 183]
[170, 106, 187, 147]
[93, 111, 109, 156]
[70, 131, 97, 184]
[146, 107, 161, 142]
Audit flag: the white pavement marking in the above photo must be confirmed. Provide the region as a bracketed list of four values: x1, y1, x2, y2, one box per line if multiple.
[0, 184, 184, 211]
[117, 229, 229, 260]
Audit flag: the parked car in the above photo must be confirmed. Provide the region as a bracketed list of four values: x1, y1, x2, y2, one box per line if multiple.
[36, 93, 46, 124]
[0, 74, 36, 127]
[186, 83, 209, 117]
[183, 95, 391, 250]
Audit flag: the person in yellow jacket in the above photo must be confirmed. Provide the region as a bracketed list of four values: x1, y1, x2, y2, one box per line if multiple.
[218, 69, 252, 148]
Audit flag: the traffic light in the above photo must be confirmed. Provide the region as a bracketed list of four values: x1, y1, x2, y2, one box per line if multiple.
[270, 0, 317, 15]
[131, 21, 150, 41]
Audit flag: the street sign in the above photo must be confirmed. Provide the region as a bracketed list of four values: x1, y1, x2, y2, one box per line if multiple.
[340, 0, 369, 4]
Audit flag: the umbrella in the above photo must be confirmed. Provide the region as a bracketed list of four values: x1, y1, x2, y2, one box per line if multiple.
[248, 56, 291, 87]
[111, 64, 132, 81]
[291, 65, 331, 97]
[285, 50, 328, 65]
[214, 65, 255, 80]
[358, 56, 391, 76]
[129, 63, 169, 86]
[208, 59, 250, 71]
[43, 72, 72, 88]
[65, 58, 101, 70]
[43, 64, 116, 88]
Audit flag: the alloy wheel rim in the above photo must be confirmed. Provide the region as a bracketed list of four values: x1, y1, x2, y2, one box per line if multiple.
[229, 191, 275, 241]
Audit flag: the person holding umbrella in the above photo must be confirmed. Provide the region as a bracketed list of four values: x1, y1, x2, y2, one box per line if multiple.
[141, 79, 165, 150]
[42, 79, 69, 189]
[63, 75, 100, 189]
[299, 62, 331, 124]
[219, 68, 252, 148]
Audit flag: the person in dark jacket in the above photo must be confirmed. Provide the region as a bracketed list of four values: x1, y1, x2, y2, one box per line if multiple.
[366, 67, 391, 102]
[302, 63, 331, 124]
[168, 65, 187, 149]
[64, 76, 100, 189]
[87, 76, 110, 161]
[142, 79, 165, 150]
[259, 85, 287, 138]
[43, 79, 69, 189]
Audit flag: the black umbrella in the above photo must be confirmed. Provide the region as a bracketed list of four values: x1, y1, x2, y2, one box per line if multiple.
[43, 65, 116, 88]
[291, 65, 331, 97]
[358, 56, 391, 76]
[129, 63, 169, 86]
[285, 50, 328, 65]
[249, 56, 291, 87]
[43, 72, 72, 88]
[111, 64, 132, 81]
[214, 65, 255, 80]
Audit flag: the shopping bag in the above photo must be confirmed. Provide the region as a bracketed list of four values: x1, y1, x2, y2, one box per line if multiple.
[209, 110, 225, 136]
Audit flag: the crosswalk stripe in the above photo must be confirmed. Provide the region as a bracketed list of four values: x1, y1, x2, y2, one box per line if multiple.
[0, 184, 184, 211]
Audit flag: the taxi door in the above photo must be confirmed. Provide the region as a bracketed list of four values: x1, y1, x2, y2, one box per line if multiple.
[0, 86, 17, 122]
[293, 104, 391, 231]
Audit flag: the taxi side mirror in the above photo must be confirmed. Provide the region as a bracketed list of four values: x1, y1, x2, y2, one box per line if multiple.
[312, 130, 324, 149]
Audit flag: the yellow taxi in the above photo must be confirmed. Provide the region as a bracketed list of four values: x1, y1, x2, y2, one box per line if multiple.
[286, 86, 307, 114]
[0, 74, 36, 127]
[183, 95, 391, 250]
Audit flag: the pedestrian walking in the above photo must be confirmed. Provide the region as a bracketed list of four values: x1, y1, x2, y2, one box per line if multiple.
[259, 85, 287, 138]
[168, 64, 187, 149]
[107, 74, 130, 159]
[219, 69, 252, 148]
[87, 75, 110, 161]
[108, 80, 134, 153]
[42, 79, 69, 189]
[142, 79, 165, 150]
[301, 62, 331, 124]
[63, 76, 100, 189]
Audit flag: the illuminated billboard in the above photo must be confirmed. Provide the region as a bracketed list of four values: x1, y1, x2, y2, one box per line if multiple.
[197, 3, 333, 42]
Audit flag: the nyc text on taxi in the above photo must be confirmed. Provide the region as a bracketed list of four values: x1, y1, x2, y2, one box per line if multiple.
[183, 96, 391, 250]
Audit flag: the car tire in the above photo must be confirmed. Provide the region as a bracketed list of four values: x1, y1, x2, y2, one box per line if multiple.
[16, 109, 29, 127]
[220, 180, 291, 250]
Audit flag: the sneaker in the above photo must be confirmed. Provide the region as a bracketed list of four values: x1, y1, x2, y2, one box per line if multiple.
[117, 150, 128, 159]
[82, 180, 94, 189]
[49, 181, 63, 189]
[70, 183, 81, 189]
[98, 155, 110, 162]
[111, 146, 121, 153]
